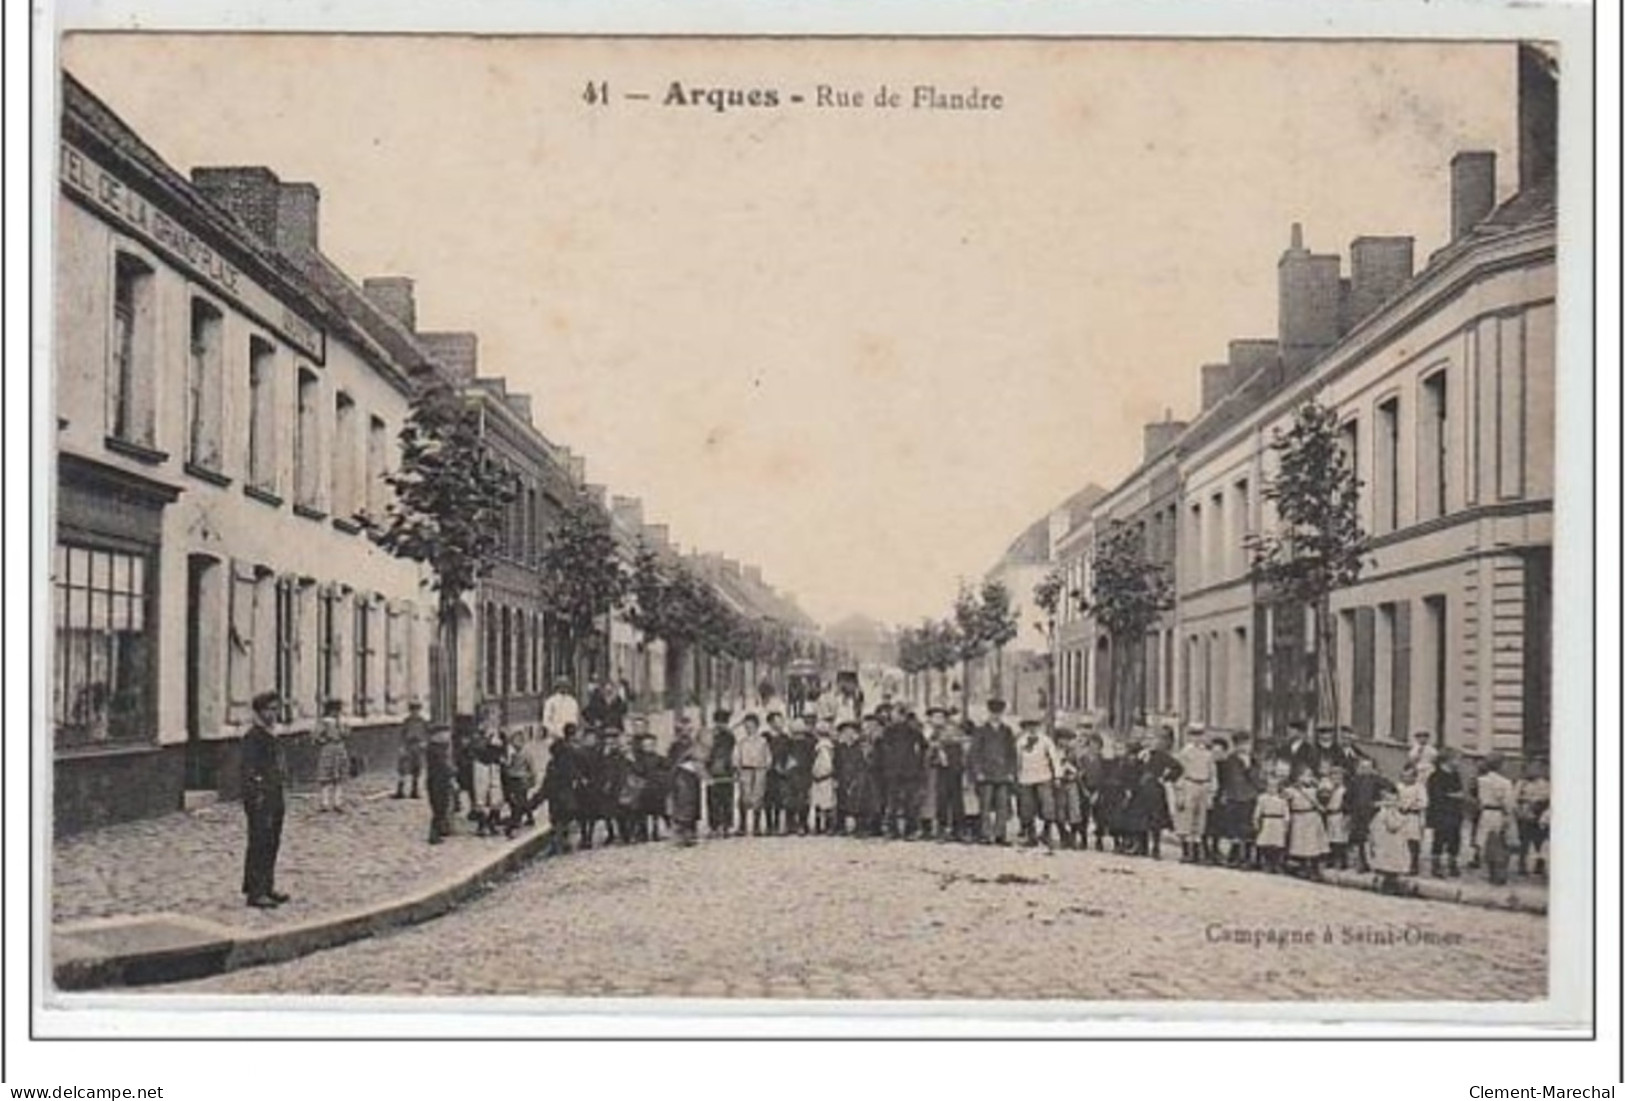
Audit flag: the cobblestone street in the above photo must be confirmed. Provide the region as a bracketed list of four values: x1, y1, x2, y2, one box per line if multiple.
[53, 775, 546, 932]
[169, 836, 1547, 1001]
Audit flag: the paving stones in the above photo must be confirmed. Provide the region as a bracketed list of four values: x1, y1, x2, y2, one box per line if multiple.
[168, 834, 1547, 1001]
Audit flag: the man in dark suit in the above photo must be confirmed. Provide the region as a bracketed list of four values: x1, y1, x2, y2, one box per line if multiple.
[969, 698, 1018, 845]
[240, 690, 290, 908]
[878, 709, 926, 839]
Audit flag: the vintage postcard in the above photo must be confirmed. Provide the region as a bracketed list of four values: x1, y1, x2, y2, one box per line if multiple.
[34, 1, 1596, 1041]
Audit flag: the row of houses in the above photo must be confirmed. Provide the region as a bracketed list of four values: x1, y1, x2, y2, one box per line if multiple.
[51, 72, 821, 834]
[993, 46, 1557, 769]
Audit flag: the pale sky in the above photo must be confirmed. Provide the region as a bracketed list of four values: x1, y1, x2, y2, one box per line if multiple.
[61, 35, 1520, 627]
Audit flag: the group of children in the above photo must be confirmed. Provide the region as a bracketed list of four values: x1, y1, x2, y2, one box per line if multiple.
[410, 695, 1552, 898]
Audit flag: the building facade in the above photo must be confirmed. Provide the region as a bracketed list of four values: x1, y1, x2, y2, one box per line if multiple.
[54, 76, 439, 832]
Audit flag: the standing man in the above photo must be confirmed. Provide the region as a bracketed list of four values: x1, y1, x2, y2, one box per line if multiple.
[969, 698, 1018, 845]
[542, 677, 580, 741]
[927, 707, 965, 842]
[878, 706, 927, 839]
[705, 708, 738, 839]
[1174, 725, 1217, 864]
[240, 691, 290, 908]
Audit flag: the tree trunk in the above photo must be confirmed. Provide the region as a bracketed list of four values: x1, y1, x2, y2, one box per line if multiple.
[1316, 593, 1338, 728]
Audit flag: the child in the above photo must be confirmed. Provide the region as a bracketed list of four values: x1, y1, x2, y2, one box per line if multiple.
[1475, 754, 1517, 886]
[1321, 766, 1349, 870]
[1514, 758, 1551, 878]
[1252, 773, 1289, 874]
[313, 698, 351, 813]
[670, 746, 706, 847]
[500, 730, 537, 838]
[539, 725, 582, 854]
[470, 720, 506, 838]
[1368, 787, 1412, 893]
[1425, 748, 1467, 878]
[811, 721, 837, 835]
[1344, 756, 1387, 873]
[1396, 764, 1429, 876]
[1285, 768, 1329, 879]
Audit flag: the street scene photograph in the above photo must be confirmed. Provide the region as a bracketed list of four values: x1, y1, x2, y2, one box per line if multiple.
[44, 31, 1576, 1015]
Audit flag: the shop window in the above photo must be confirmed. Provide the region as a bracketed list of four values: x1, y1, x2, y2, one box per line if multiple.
[53, 543, 152, 747]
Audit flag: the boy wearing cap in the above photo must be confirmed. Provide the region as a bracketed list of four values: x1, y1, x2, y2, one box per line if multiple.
[833, 720, 864, 835]
[394, 700, 428, 800]
[1015, 718, 1062, 848]
[240, 691, 290, 908]
[732, 714, 773, 836]
[1174, 726, 1216, 864]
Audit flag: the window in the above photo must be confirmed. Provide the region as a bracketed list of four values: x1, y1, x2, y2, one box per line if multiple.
[53, 544, 152, 747]
[317, 586, 341, 711]
[385, 603, 406, 712]
[1375, 396, 1400, 534]
[531, 612, 543, 691]
[187, 298, 225, 471]
[1375, 601, 1411, 742]
[294, 369, 321, 509]
[1339, 418, 1360, 517]
[1497, 314, 1526, 499]
[501, 606, 514, 697]
[227, 561, 263, 723]
[1421, 595, 1447, 740]
[353, 597, 376, 716]
[526, 487, 539, 565]
[485, 604, 500, 695]
[248, 337, 278, 494]
[1233, 480, 1250, 574]
[1419, 369, 1448, 521]
[1210, 492, 1226, 581]
[108, 253, 155, 446]
[1188, 502, 1203, 588]
[333, 393, 358, 519]
[365, 415, 388, 520]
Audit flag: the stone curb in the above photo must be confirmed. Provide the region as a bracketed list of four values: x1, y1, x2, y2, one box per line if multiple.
[53, 825, 555, 991]
[1317, 866, 1548, 915]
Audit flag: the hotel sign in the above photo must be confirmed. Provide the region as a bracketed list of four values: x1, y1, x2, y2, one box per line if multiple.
[61, 141, 326, 363]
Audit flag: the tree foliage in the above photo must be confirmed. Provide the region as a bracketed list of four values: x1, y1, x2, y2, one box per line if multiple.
[1090, 518, 1172, 730]
[1033, 566, 1066, 622]
[538, 487, 629, 677]
[377, 383, 519, 622]
[1246, 397, 1369, 724]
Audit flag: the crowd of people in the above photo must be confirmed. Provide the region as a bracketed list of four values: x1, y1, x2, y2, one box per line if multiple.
[234, 675, 1554, 910]
[393, 678, 1552, 902]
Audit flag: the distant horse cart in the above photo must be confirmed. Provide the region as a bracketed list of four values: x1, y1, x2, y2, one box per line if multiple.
[786, 660, 822, 717]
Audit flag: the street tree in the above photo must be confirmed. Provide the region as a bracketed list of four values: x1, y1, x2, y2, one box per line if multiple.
[952, 583, 989, 711]
[977, 578, 1020, 699]
[538, 487, 629, 690]
[1246, 397, 1369, 727]
[377, 382, 519, 723]
[1090, 519, 1172, 732]
[1033, 566, 1066, 726]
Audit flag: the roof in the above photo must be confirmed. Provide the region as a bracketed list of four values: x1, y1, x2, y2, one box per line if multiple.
[61, 71, 433, 399]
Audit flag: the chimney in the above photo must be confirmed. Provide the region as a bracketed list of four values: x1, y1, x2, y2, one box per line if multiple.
[1346, 236, 1416, 326]
[721, 557, 742, 578]
[504, 392, 533, 424]
[1227, 339, 1279, 374]
[419, 331, 479, 381]
[1143, 417, 1188, 461]
[645, 523, 670, 549]
[275, 182, 320, 254]
[1518, 44, 1558, 190]
[611, 495, 644, 531]
[1277, 224, 1344, 371]
[191, 166, 281, 243]
[567, 454, 586, 484]
[476, 376, 508, 399]
[743, 565, 765, 588]
[584, 483, 607, 508]
[1450, 151, 1497, 241]
[1200, 363, 1242, 411]
[362, 277, 418, 332]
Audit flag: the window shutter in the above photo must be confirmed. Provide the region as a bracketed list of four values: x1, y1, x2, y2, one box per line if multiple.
[1352, 607, 1376, 740]
[227, 560, 258, 723]
[385, 601, 405, 712]
[295, 580, 318, 718]
[1392, 601, 1413, 741]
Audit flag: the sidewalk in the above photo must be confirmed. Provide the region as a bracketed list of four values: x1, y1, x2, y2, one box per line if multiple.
[52, 771, 552, 989]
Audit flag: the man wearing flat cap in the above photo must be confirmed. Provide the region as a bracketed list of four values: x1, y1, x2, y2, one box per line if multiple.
[969, 698, 1018, 845]
[705, 708, 737, 838]
[240, 690, 290, 908]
